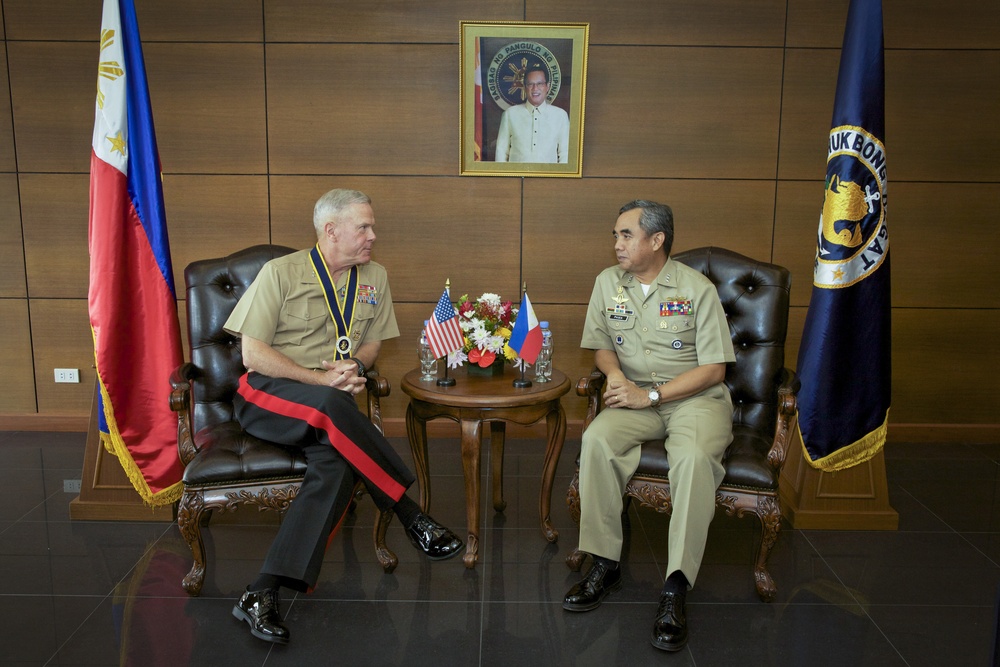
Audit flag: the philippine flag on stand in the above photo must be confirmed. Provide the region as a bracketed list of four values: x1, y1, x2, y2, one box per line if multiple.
[88, 0, 184, 505]
[425, 289, 465, 360]
[508, 292, 542, 364]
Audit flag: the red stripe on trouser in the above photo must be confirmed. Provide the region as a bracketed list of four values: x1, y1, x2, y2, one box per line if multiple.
[237, 375, 406, 501]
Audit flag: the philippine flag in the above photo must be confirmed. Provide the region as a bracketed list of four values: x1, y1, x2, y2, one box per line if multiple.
[88, 0, 184, 506]
[508, 292, 543, 364]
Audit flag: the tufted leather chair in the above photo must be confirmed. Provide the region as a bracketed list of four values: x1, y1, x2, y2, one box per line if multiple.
[565, 247, 799, 602]
[169, 245, 398, 596]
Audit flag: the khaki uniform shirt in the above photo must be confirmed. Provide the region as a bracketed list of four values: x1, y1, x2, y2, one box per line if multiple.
[224, 249, 399, 370]
[581, 257, 735, 388]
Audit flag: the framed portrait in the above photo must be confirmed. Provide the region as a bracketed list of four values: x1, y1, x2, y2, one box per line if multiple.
[460, 21, 589, 178]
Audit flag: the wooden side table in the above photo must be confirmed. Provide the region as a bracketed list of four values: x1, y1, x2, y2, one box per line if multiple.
[401, 367, 571, 568]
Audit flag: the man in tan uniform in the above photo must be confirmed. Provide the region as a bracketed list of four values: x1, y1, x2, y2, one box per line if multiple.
[224, 189, 462, 645]
[563, 200, 735, 652]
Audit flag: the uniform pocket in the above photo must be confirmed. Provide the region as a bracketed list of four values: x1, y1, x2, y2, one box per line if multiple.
[277, 296, 328, 346]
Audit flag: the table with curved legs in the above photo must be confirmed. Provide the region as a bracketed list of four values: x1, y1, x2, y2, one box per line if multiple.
[401, 368, 571, 568]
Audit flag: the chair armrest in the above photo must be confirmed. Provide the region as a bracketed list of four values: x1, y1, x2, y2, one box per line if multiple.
[363, 367, 391, 434]
[576, 369, 606, 431]
[766, 368, 800, 473]
[169, 362, 202, 465]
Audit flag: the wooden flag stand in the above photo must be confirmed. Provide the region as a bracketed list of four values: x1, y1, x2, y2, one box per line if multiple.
[69, 384, 174, 522]
[779, 431, 898, 530]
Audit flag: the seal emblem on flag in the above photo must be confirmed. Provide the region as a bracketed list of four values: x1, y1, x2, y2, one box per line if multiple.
[814, 125, 888, 289]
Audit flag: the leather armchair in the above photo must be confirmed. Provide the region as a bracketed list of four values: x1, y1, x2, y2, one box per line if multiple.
[170, 244, 398, 596]
[566, 247, 799, 602]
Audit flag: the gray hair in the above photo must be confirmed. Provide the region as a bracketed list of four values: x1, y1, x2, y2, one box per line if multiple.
[313, 189, 372, 237]
[619, 199, 674, 256]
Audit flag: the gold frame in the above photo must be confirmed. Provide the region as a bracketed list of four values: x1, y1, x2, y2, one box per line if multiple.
[460, 21, 589, 178]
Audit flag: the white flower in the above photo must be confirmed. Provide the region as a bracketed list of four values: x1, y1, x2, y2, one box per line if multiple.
[478, 292, 502, 308]
[447, 349, 468, 368]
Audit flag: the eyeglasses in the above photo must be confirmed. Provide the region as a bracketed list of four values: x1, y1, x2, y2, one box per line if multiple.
[525, 81, 549, 88]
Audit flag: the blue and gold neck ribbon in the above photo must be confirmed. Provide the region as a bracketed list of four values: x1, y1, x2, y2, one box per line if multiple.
[309, 244, 358, 359]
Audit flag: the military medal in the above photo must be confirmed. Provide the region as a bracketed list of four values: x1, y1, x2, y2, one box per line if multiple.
[310, 243, 359, 360]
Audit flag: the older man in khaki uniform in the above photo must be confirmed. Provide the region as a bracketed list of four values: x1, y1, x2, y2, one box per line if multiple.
[223, 189, 462, 646]
[563, 200, 735, 652]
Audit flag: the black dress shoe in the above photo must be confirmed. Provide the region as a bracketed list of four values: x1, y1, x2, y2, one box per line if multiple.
[650, 589, 688, 651]
[232, 588, 290, 645]
[406, 513, 463, 560]
[562, 559, 622, 612]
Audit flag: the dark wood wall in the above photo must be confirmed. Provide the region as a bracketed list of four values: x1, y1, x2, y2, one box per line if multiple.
[1, 0, 997, 439]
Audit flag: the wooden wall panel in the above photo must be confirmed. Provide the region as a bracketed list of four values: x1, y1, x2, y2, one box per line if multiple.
[20, 174, 89, 300]
[1, 1, 997, 437]
[584, 46, 783, 179]
[264, 0, 523, 43]
[787, 0, 1000, 49]
[144, 44, 267, 174]
[887, 50, 1000, 183]
[7, 42, 95, 174]
[523, 178, 778, 305]
[1, 0, 100, 41]
[777, 48, 840, 181]
[775, 180, 1000, 310]
[529, 0, 787, 46]
[3, 0, 262, 42]
[31, 299, 93, 414]
[0, 46, 14, 172]
[266, 45, 457, 176]
[892, 310, 1000, 424]
[162, 175, 272, 289]
[780, 49, 1000, 183]
[268, 176, 524, 302]
[0, 175, 26, 298]
[772, 180, 820, 308]
[887, 183, 998, 309]
[0, 299, 37, 414]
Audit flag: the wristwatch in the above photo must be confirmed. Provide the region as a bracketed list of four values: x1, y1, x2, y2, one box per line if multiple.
[349, 357, 366, 377]
[648, 386, 661, 407]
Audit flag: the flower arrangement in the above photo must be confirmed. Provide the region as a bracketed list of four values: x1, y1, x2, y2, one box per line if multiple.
[448, 292, 525, 369]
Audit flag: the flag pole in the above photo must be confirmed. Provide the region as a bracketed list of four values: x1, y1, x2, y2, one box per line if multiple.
[436, 279, 457, 387]
[512, 281, 532, 388]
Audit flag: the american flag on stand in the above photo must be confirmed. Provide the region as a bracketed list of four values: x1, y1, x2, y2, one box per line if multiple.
[425, 289, 465, 359]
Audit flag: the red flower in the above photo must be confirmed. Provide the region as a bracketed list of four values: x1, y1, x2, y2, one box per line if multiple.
[468, 348, 496, 367]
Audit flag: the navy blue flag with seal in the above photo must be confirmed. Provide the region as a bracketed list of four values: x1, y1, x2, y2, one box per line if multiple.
[796, 0, 890, 471]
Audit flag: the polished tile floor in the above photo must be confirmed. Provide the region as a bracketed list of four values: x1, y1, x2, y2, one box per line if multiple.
[2, 430, 999, 666]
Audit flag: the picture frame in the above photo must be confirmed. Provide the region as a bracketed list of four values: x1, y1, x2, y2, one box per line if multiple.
[460, 21, 589, 178]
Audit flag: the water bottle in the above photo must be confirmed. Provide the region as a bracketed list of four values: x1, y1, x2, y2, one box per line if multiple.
[534, 321, 552, 382]
[419, 321, 438, 380]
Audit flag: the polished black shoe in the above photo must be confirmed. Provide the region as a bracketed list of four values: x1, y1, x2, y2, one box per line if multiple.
[562, 559, 622, 612]
[406, 513, 463, 560]
[232, 588, 290, 645]
[651, 589, 688, 651]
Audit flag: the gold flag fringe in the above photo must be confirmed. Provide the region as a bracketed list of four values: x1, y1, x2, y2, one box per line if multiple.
[798, 410, 889, 472]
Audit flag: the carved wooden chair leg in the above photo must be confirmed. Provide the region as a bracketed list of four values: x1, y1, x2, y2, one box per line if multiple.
[566, 475, 581, 523]
[752, 495, 781, 602]
[374, 507, 398, 573]
[177, 489, 209, 596]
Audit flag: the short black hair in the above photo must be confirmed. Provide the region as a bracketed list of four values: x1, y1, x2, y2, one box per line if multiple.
[525, 62, 549, 83]
[619, 200, 674, 256]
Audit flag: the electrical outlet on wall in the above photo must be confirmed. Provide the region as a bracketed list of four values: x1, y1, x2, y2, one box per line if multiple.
[54, 368, 80, 383]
